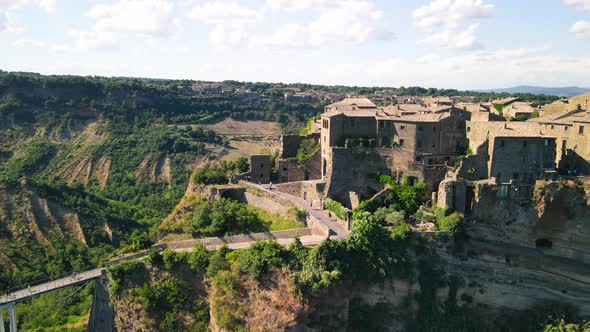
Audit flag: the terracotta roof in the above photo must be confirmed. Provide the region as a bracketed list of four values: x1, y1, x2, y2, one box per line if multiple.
[327, 97, 376, 109]
[480, 122, 553, 138]
[492, 97, 520, 105]
[529, 108, 590, 124]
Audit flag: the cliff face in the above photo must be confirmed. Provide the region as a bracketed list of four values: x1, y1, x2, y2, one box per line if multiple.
[435, 180, 590, 315]
[108, 180, 590, 332]
[0, 181, 112, 269]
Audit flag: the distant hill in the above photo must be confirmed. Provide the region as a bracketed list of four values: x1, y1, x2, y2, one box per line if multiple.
[477, 86, 590, 97]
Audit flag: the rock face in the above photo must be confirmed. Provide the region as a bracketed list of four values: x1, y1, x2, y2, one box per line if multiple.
[434, 180, 590, 316]
[0, 181, 113, 269]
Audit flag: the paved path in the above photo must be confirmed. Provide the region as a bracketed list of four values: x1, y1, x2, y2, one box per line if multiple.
[0, 181, 349, 307]
[242, 181, 349, 240]
[0, 269, 103, 307]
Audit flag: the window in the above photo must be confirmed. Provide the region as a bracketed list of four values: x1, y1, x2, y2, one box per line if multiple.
[467, 126, 471, 132]
[416, 157, 422, 162]
[564, 126, 568, 131]
[400, 125, 406, 130]
[550, 125, 554, 130]
[323, 135, 326, 143]
[579, 126, 585, 135]
[562, 140, 567, 149]
[498, 185, 509, 199]
[417, 140, 423, 148]
[433, 126, 437, 132]
[282, 167, 287, 172]
[428, 159, 434, 165]
[399, 139, 405, 146]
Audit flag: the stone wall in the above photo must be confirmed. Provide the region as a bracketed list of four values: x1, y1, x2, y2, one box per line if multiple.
[326, 147, 448, 207]
[250, 154, 271, 184]
[280, 133, 320, 158]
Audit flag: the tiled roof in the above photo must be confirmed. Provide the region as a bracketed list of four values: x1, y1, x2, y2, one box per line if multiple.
[529, 108, 590, 124]
[327, 98, 376, 109]
[481, 122, 553, 138]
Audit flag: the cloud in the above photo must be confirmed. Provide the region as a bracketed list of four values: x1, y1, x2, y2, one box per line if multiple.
[571, 20, 590, 39]
[88, 0, 180, 37]
[413, 0, 494, 49]
[13, 38, 45, 48]
[1, 0, 57, 32]
[192, 0, 392, 49]
[189, 2, 259, 25]
[264, 0, 341, 11]
[38, 0, 55, 12]
[562, 0, 590, 12]
[313, 46, 590, 89]
[418, 23, 480, 49]
[58, 0, 182, 53]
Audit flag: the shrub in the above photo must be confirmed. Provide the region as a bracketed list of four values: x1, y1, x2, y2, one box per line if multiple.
[162, 249, 185, 270]
[324, 197, 352, 220]
[296, 139, 320, 162]
[193, 163, 228, 185]
[207, 245, 230, 278]
[434, 207, 463, 234]
[187, 242, 209, 272]
[237, 240, 286, 281]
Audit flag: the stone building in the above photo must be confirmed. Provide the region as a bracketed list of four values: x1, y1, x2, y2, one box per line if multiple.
[438, 121, 557, 213]
[320, 98, 468, 206]
[529, 103, 590, 174]
[249, 154, 271, 184]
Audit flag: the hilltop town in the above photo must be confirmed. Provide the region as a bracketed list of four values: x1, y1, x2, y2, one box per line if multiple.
[248, 93, 590, 218]
[1, 72, 589, 331]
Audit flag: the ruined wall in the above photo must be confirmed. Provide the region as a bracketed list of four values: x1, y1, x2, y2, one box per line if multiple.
[325, 147, 448, 206]
[250, 154, 271, 184]
[280, 133, 320, 159]
[277, 148, 322, 183]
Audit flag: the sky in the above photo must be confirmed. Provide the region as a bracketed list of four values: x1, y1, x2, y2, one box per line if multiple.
[2, 0, 590, 89]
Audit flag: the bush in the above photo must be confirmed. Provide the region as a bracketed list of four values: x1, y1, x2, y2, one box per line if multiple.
[237, 240, 286, 281]
[162, 249, 185, 270]
[193, 163, 228, 185]
[324, 197, 352, 220]
[187, 242, 209, 272]
[434, 207, 463, 234]
[184, 197, 270, 237]
[207, 245, 230, 278]
[295, 139, 320, 162]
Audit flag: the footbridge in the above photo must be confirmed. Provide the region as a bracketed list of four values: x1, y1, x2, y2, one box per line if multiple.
[0, 183, 348, 331]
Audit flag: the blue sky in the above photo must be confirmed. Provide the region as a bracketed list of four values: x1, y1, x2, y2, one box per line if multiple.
[2, 0, 590, 89]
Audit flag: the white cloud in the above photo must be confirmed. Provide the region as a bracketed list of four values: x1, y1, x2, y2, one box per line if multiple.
[88, 0, 180, 37]
[562, 0, 590, 12]
[307, 0, 390, 46]
[571, 20, 590, 39]
[418, 23, 480, 49]
[38, 0, 55, 12]
[193, 0, 392, 49]
[413, 0, 494, 49]
[264, 0, 341, 11]
[13, 38, 45, 48]
[313, 47, 590, 89]
[189, 2, 259, 25]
